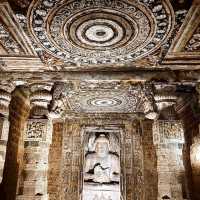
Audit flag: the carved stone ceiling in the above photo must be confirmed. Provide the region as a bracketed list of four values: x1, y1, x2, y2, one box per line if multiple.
[0, 0, 199, 117]
[1, 0, 199, 72]
[50, 81, 156, 118]
[67, 82, 144, 114]
[28, 0, 174, 67]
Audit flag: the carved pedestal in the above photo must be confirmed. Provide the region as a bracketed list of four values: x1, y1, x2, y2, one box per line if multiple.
[153, 120, 185, 200]
[0, 82, 15, 183]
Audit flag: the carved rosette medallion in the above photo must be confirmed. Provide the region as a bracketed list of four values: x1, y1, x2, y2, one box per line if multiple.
[67, 90, 140, 113]
[28, 0, 174, 66]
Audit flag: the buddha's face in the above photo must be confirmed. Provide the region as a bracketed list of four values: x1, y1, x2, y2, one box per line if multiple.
[95, 142, 109, 157]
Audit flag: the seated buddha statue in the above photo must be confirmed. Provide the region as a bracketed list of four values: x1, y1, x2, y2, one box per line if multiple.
[84, 134, 120, 184]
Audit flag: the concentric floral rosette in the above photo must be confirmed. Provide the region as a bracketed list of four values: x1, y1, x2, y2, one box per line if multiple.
[28, 0, 174, 66]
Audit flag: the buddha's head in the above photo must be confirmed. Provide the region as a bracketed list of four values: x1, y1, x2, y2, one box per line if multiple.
[94, 134, 109, 157]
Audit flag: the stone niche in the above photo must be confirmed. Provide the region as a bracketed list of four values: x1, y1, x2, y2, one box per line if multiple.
[59, 121, 145, 200]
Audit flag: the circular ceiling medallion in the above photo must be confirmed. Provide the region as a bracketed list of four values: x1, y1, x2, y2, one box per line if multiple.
[28, 0, 174, 66]
[88, 97, 122, 107]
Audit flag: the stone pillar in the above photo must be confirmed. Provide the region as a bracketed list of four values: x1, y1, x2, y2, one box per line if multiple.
[153, 85, 186, 199]
[153, 119, 185, 200]
[0, 81, 15, 183]
[190, 84, 200, 199]
[190, 135, 200, 199]
[17, 83, 53, 200]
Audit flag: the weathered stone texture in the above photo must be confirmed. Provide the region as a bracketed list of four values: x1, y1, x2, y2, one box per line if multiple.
[142, 120, 158, 200]
[60, 120, 82, 200]
[48, 122, 63, 200]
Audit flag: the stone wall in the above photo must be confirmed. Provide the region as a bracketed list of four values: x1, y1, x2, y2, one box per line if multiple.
[48, 122, 63, 200]
[0, 88, 29, 200]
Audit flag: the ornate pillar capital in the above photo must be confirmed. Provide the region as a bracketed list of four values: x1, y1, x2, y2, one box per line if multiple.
[29, 82, 53, 118]
[0, 81, 15, 116]
[154, 84, 177, 111]
[141, 83, 159, 120]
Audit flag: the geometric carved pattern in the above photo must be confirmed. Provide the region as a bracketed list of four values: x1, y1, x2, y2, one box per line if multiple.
[25, 119, 52, 142]
[0, 2, 46, 71]
[68, 90, 141, 113]
[26, 121, 45, 139]
[61, 122, 82, 200]
[28, 0, 174, 67]
[123, 122, 144, 200]
[153, 120, 184, 144]
[0, 22, 23, 55]
[185, 25, 200, 52]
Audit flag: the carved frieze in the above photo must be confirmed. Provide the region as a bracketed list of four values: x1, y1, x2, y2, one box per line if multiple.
[153, 119, 186, 199]
[0, 2, 47, 71]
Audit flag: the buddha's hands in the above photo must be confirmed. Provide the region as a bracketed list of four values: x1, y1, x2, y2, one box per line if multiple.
[93, 165, 110, 183]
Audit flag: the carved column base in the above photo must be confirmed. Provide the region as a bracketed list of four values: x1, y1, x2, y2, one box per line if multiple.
[16, 194, 49, 200]
[22, 179, 48, 195]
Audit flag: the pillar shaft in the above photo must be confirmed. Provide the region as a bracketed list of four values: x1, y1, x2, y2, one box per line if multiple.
[0, 82, 15, 183]
[190, 134, 200, 199]
[153, 120, 185, 200]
